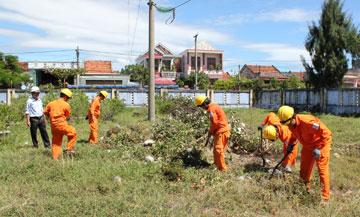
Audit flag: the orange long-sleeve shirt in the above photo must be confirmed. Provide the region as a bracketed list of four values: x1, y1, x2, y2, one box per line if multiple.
[261, 112, 280, 126]
[262, 112, 293, 145]
[43, 98, 71, 126]
[288, 115, 332, 149]
[208, 103, 230, 135]
[88, 96, 101, 118]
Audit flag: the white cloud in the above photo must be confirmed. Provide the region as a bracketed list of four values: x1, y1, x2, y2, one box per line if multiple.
[257, 9, 319, 22]
[0, 0, 232, 68]
[243, 42, 310, 61]
[212, 8, 319, 25]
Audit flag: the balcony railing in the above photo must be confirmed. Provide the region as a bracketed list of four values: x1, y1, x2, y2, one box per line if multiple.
[161, 71, 177, 78]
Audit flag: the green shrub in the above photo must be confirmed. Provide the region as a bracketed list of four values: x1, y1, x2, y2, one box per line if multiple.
[42, 85, 58, 106]
[69, 89, 90, 121]
[100, 98, 126, 121]
[155, 95, 173, 114]
[8, 93, 29, 122]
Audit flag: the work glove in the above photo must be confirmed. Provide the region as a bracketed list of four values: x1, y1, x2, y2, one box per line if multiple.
[286, 144, 294, 154]
[258, 124, 263, 131]
[312, 148, 321, 159]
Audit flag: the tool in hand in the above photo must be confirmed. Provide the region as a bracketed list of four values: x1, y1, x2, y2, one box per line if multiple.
[269, 150, 291, 179]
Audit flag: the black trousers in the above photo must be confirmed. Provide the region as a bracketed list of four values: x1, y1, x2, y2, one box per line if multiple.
[30, 117, 50, 148]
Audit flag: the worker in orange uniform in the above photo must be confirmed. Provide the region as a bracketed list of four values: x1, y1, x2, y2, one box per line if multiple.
[278, 105, 332, 201]
[195, 95, 230, 171]
[44, 88, 77, 160]
[88, 91, 108, 143]
[258, 112, 298, 172]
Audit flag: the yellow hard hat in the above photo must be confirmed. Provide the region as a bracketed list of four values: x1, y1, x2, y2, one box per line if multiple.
[100, 90, 108, 98]
[278, 105, 294, 125]
[195, 95, 207, 106]
[264, 125, 277, 141]
[60, 88, 73, 98]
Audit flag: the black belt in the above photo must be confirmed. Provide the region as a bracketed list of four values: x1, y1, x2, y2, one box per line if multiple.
[30, 116, 43, 119]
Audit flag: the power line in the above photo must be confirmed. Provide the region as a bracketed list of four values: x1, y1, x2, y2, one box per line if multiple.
[130, 0, 142, 62]
[4, 49, 73, 54]
[80, 49, 140, 56]
[223, 59, 311, 63]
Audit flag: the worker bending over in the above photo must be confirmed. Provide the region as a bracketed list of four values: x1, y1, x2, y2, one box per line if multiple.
[278, 105, 332, 201]
[195, 95, 230, 171]
[258, 112, 298, 172]
[44, 88, 77, 160]
[88, 91, 108, 143]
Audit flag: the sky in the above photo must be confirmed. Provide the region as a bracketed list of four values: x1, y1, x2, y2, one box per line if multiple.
[0, 0, 359, 73]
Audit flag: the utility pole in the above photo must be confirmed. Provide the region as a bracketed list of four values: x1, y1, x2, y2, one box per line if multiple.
[238, 64, 241, 80]
[148, 0, 155, 121]
[76, 46, 80, 86]
[194, 33, 198, 90]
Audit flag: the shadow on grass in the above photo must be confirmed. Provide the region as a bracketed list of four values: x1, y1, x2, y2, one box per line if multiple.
[180, 149, 211, 169]
[243, 162, 268, 173]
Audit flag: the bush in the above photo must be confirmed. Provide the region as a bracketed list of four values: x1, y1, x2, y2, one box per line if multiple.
[42, 84, 58, 106]
[184, 71, 210, 90]
[69, 89, 90, 121]
[213, 79, 236, 90]
[155, 95, 173, 114]
[283, 76, 306, 89]
[100, 98, 126, 121]
[8, 94, 29, 122]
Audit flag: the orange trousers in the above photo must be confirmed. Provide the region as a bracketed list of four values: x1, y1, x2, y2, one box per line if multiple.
[88, 117, 98, 143]
[282, 142, 298, 166]
[213, 131, 230, 171]
[51, 123, 77, 160]
[300, 142, 331, 200]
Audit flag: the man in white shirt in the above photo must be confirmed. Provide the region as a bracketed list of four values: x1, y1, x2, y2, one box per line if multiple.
[25, 86, 50, 148]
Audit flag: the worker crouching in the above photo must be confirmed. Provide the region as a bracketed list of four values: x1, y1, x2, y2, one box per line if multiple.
[44, 88, 78, 160]
[88, 91, 108, 143]
[259, 112, 298, 172]
[195, 95, 230, 171]
[278, 105, 332, 201]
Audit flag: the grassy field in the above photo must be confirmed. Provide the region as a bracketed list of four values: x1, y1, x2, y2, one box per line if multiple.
[0, 107, 359, 216]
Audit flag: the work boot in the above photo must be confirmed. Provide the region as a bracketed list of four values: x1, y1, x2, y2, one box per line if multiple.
[284, 165, 292, 173]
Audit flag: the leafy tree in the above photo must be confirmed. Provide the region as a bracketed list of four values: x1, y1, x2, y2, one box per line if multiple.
[213, 78, 236, 90]
[302, 0, 360, 88]
[44, 68, 86, 87]
[283, 76, 306, 89]
[238, 77, 265, 91]
[175, 78, 185, 87]
[121, 64, 149, 87]
[0, 52, 30, 88]
[268, 78, 282, 89]
[184, 71, 210, 89]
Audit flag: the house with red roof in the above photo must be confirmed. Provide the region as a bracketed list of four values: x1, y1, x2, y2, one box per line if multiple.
[240, 64, 289, 81]
[79, 61, 132, 86]
[291, 71, 307, 81]
[136, 43, 181, 86]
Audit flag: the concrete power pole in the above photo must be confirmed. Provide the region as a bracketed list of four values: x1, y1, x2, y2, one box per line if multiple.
[194, 33, 198, 90]
[76, 46, 80, 86]
[148, 0, 155, 121]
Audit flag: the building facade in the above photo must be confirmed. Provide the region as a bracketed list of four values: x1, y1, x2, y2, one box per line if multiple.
[180, 40, 226, 80]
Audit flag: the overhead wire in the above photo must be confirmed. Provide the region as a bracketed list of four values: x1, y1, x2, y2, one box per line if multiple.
[130, 0, 142, 62]
[4, 49, 73, 54]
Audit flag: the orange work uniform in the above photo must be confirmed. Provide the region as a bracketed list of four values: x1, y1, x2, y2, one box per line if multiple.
[208, 103, 231, 171]
[287, 115, 332, 200]
[88, 96, 102, 143]
[44, 98, 77, 160]
[261, 112, 298, 166]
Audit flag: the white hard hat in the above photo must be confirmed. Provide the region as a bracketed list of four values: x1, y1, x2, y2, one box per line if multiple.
[31, 86, 40, 93]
